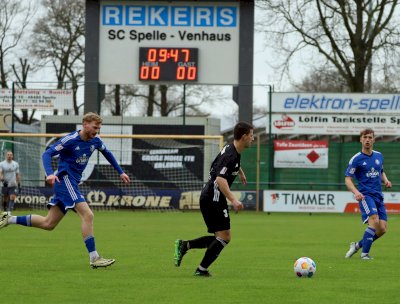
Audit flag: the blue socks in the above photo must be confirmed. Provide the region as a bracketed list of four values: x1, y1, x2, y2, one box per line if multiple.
[84, 236, 96, 253]
[84, 236, 100, 262]
[16, 215, 32, 226]
[357, 233, 380, 249]
[361, 227, 376, 255]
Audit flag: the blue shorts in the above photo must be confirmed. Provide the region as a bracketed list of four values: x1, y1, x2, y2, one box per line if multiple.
[48, 175, 86, 214]
[359, 195, 387, 224]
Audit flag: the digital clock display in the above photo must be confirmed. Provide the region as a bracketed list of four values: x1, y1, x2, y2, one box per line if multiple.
[139, 47, 198, 82]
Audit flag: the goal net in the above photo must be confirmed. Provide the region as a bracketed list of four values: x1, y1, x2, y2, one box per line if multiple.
[0, 133, 223, 211]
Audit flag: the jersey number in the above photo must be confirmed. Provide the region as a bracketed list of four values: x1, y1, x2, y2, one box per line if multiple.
[213, 182, 220, 202]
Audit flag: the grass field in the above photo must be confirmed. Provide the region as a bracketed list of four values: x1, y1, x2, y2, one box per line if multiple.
[0, 210, 399, 304]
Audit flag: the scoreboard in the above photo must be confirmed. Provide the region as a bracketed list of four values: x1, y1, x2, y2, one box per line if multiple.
[99, 1, 239, 84]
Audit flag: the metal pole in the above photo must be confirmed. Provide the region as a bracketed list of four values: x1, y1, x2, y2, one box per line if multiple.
[268, 86, 273, 189]
[183, 83, 186, 126]
[367, 1, 373, 92]
[11, 82, 15, 133]
[256, 133, 260, 212]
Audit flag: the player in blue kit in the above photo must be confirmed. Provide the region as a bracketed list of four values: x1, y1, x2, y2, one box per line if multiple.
[0, 113, 130, 268]
[344, 128, 392, 260]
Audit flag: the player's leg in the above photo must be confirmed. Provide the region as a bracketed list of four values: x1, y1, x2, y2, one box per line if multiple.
[174, 236, 215, 267]
[2, 186, 9, 212]
[368, 202, 388, 247]
[175, 194, 217, 267]
[75, 201, 95, 238]
[360, 214, 379, 259]
[346, 196, 374, 258]
[375, 219, 387, 237]
[346, 204, 387, 259]
[374, 200, 388, 238]
[75, 202, 115, 268]
[7, 191, 16, 214]
[360, 195, 387, 259]
[3, 195, 8, 213]
[0, 205, 64, 230]
[194, 230, 230, 277]
[356, 196, 379, 259]
[194, 199, 230, 276]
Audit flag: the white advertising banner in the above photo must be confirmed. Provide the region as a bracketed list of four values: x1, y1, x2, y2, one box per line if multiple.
[266, 113, 400, 135]
[271, 92, 400, 114]
[0, 88, 73, 110]
[264, 190, 400, 214]
[274, 140, 328, 168]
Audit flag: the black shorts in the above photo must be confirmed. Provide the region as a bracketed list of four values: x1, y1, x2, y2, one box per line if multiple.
[200, 192, 230, 233]
[1, 186, 17, 196]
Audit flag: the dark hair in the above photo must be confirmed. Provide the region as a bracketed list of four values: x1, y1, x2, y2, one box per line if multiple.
[360, 128, 374, 137]
[234, 121, 253, 140]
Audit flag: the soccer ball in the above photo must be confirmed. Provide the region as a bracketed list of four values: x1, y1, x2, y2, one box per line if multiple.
[294, 257, 316, 278]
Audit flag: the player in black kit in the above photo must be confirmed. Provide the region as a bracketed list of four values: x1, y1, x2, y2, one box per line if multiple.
[174, 121, 254, 276]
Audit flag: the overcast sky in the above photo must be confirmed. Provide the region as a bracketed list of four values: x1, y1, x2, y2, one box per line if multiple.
[11, 1, 309, 130]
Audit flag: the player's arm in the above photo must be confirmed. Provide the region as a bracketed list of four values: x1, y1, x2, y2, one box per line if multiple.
[16, 171, 21, 190]
[99, 147, 130, 183]
[345, 176, 364, 201]
[42, 143, 63, 185]
[238, 167, 247, 185]
[215, 176, 243, 211]
[381, 172, 392, 188]
[16, 163, 21, 184]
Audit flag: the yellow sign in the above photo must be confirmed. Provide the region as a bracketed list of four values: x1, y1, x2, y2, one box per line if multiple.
[0, 110, 11, 131]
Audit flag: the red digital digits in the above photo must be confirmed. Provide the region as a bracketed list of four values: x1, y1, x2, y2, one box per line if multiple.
[139, 48, 198, 81]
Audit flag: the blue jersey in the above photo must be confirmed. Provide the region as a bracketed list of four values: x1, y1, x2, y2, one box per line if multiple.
[42, 131, 123, 183]
[345, 150, 384, 200]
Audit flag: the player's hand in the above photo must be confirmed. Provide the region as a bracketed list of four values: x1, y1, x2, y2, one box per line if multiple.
[120, 173, 130, 183]
[384, 180, 392, 188]
[46, 174, 59, 186]
[231, 200, 244, 212]
[239, 172, 247, 185]
[354, 191, 364, 201]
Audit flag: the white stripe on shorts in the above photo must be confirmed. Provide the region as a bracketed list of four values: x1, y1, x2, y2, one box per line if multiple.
[63, 175, 78, 201]
[361, 199, 370, 215]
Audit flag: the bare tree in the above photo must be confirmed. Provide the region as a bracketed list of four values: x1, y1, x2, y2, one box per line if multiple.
[147, 85, 155, 116]
[257, 0, 400, 92]
[102, 85, 142, 116]
[31, 0, 85, 114]
[0, 1, 35, 88]
[11, 58, 38, 124]
[103, 84, 224, 117]
[293, 66, 349, 92]
[152, 85, 223, 117]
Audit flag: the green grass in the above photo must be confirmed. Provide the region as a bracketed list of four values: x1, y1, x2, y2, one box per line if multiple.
[0, 211, 399, 304]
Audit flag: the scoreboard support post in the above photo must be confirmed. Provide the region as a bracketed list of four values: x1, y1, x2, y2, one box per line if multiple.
[236, 0, 254, 124]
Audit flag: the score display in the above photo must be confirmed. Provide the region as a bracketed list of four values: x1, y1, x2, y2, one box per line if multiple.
[139, 47, 198, 82]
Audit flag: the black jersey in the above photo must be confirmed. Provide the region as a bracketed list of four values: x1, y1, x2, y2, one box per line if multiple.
[202, 144, 241, 196]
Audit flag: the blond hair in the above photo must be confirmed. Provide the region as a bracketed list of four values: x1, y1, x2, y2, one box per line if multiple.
[82, 112, 103, 124]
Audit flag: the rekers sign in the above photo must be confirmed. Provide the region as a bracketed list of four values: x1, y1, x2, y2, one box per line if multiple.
[101, 5, 237, 27]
